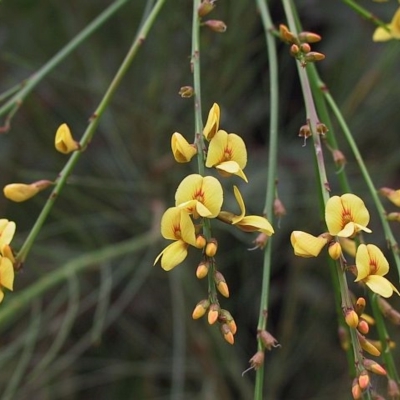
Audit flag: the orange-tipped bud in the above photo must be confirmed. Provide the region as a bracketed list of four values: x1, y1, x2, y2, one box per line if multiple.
[290, 44, 300, 56]
[228, 318, 237, 335]
[219, 309, 237, 334]
[300, 43, 311, 53]
[360, 313, 375, 325]
[298, 31, 322, 43]
[388, 379, 400, 399]
[215, 271, 229, 298]
[378, 297, 400, 325]
[220, 323, 234, 345]
[273, 198, 286, 217]
[328, 242, 342, 260]
[279, 24, 297, 43]
[196, 261, 209, 279]
[205, 239, 218, 257]
[355, 297, 366, 315]
[258, 330, 280, 351]
[338, 326, 350, 351]
[358, 334, 381, 356]
[249, 351, 264, 370]
[55, 123, 80, 154]
[203, 20, 227, 33]
[332, 149, 347, 167]
[358, 371, 370, 390]
[352, 378, 362, 400]
[198, 0, 215, 17]
[208, 304, 219, 325]
[345, 310, 359, 329]
[178, 86, 194, 98]
[192, 299, 210, 319]
[357, 320, 369, 335]
[363, 359, 386, 376]
[195, 235, 207, 249]
[304, 51, 326, 62]
[3, 180, 53, 203]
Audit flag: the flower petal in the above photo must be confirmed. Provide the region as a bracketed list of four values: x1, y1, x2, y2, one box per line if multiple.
[366, 244, 389, 277]
[203, 103, 220, 140]
[171, 132, 197, 163]
[160, 207, 196, 246]
[387, 189, 400, 207]
[236, 215, 274, 235]
[355, 244, 371, 281]
[364, 275, 395, 298]
[0, 221, 16, 246]
[199, 176, 224, 218]
[0, 257, 14, 290]
[373, 26, 392, 42]
[325, 196, 343, 235]
[231, 186, 246, 223]
[205, 130, 227, 167]
[156, 240, 189, 271]
[227, 133, 247, 169]
[291, 231, 327, 258]
[341, 194, 370, 229]
[391, 7, 400, 38]
[216, 161, 248, 182]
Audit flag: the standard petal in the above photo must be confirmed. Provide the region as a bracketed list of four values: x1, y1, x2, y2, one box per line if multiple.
[325, 196, 344, 235]
[179, 210, 197, 246]
[341, 193, 370, 228]
[201, 176, 223, 218]
[0, 221, 16, 246]
[366, 244, 389, 277]
[291, 231, 327, 258]
[175, 174, 203, 206]
[236, 215, 274, 235]
[0, 257, 14, 290]
[365, 276, 394, 298]
[205, 130, 227, 167]
[159, 241, 189, 271]
[227, 133, 247, 169]
[231, 186, 246, 223]
[203, 103, 220, 140]
[160, 207, 182, 240]
[355, 244, 371, 281]
[372, 26, 392, 42]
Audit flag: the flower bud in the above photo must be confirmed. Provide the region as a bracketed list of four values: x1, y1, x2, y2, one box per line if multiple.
[3, 180, 53, 202]
[192, 299, 210, 319]
[298, 124, 311, 138]
[352, 378, 362, 399]
[345, 309, 359, 329]
[220, 323, 234, 345]
[215, 271, 229, 298]
[387, 212, 400, 222]
[252, 233, 269, 250]
[388, 379, 400, 399]
[332, 149, 347, 167]
[355, 297, 366, 315]
[304, 51, 326, 62]
[363, 359, 386, 376]
[358, 333, 381, 356]
[258, 330, 280, 350]
[178, 86, 194, 98]
[273, 198, 286, 217]
[279, 24, 297, 44]
[171, 132, 197, 163]
[55, 123, 80, 154]
[357, 320, 369, 335]
[379, 187, 400, 207]
[360, 313, 374, 325]
[290, 44, 300, 56]
[328, 242, 342, 260]
[298, 31, 322, 43]
[196, 261, 209, 279]
[203, 20, 227, 33]
[205, 238, 218, 257]
[316, 122, 328, 135]
[198, 0, 215, 17]
[208, 303, 219, 325]
[249, 351, 264, 370]
[358, 370, 370, 390]
[219, 309, 237, 334]
[195, 235, 207, 249]
[300, 43, 311, 53]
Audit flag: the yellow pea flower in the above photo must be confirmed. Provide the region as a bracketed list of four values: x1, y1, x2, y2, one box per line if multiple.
[355, 244, 400, 298]
[379, 187, 400, 207]
[218, 186, 274, 235]
[0, 219, 16, 302]
[373, 7, 400, 41]
[154, 207, 198, 271]
[171, 132, 197, 163]
[0, 256, 14, 303]
[175, 174, 223, 219]
[203, 103, 220, 141]
[55, 123, 80, 154]
[325, 193, 371, 237]
[205, 130, 248, 182]
[0, 219, 16, 253]
[3, 180, 52, 203]
[290, 231, 328, 258]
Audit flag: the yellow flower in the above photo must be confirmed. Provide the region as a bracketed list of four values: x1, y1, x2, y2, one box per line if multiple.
[0, 219, 16, 302]
[0, 219, 16, 254]
[325, 193, 372, 237]
[55, 123, 80, 154]
[205, 130, 248, 182]
[0, 256, 14, 302]
[171, 132, 197, 163]
[355, 244, 400, 298]
[218, 186, 274, 235]
[290, 231, 328, 257]
[154, 207, 198, 271]
[339, 237, 357, 257]
[175, 174, 223, 219]
[379, 187, 400, 207]
[3, 180, 52, 203]
[203, 103, 220, 141]
[373, 7, 400, 41]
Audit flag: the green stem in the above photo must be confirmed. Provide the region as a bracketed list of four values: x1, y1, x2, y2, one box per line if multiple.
[15, 0, 166, 263]
[253, 0, 279, 398]
[0, 0, 133, 126]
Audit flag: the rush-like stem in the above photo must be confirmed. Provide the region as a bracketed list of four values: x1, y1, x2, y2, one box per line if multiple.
[16, 0, 166, 263]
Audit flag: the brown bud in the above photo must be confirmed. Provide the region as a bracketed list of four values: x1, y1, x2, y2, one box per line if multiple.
[249, 351, 264, 370]
[178, 86, 194, 98]
[252, 233, 269, 249]
[332, 149, 347, 167]
[258, 330, 280, 350]
[219, 309, 237, 334]
[363, 359, 386, 376]
[192, 299, 210, 319]
[304, 51, 326, 62]
[203, 20, 227, 33]
[298, 124, 311, 138]
[316, 122, 328, 135]
[198, 0, 216, 17]
[205, 238, 218, 257]
[273, 198, 286, 217]
[345, 309, 359, 329]
[196, 261, 209, 279]
[298, 31, 322, 43]
[387, 212, 400, 222]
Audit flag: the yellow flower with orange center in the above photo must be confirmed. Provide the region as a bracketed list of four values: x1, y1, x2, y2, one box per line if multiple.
[154, 207, 198, 271]
[355, 244, 400, 298]
[175, 174, 223, 219]
[218, 186, 274, 235]
[290, 231, 328, 258]
[205, 130, 248, 182]
[325, 194, 371, 237]
[373, 7, 400, 41]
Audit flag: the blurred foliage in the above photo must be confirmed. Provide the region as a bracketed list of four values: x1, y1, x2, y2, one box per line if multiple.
[0, 0, 400, 399]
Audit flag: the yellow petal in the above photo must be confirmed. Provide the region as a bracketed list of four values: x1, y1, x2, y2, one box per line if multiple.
[339, 237, 356, 257]
[364, 275, 396, 298]
[337, 222, 357, 238]
[0, 221, 16, 246]
[391, 7, 400, 38]
[155, 241, 189, 271]
[366, 244, 389, 277]
[3, 183, 40, 202]
[325, 196, 343, 235]
[236, 215, 274, 235]
[55, 123, 80, 154]
[341, 193, 370, 228]
[0, 290, 4, 303]
[171, 132, 197, 163]
[216, 161, 248, 182]
[373, 26, 392, 42]
[355, 244, 371, 281]
[227, 133, 247, 169]
[387, 189, 400, 207]
[203, 103, 220, 140]
[232, 186, 246, 223]
[201, 176, 224, 217]
[206, 130, 228, 167]
[0, 257, 14, 290]
[160, 207, 196, 246]
[290, 231, 327, 257]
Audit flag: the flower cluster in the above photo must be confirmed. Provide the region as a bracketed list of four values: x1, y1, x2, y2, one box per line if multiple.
[291, 193, 399, 298]
[155, 103, 274, 343]
[0, 219, 17, 302]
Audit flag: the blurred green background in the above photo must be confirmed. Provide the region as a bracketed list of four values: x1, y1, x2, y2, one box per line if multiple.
[1, 1, 400, 399]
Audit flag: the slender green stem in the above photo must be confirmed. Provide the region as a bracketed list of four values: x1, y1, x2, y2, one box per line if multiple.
[253, 0, 279, 398]
[0, 0, 133, 126]
[15, 0, 166, 263]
